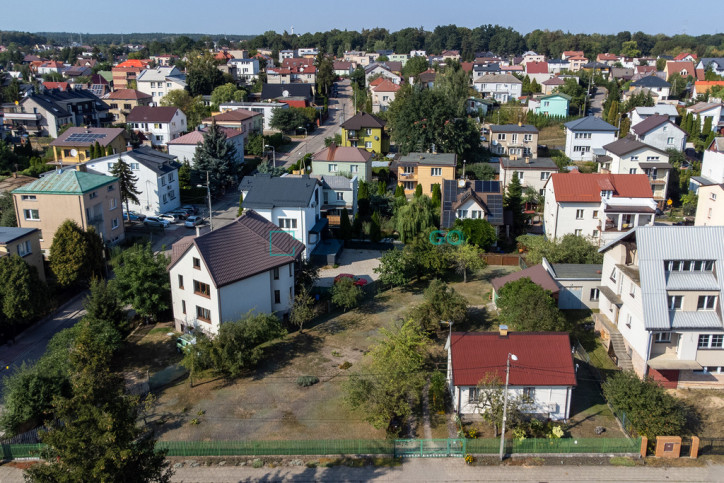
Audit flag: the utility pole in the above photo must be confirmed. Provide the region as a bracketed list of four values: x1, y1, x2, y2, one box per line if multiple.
[499, 351, 518, 461]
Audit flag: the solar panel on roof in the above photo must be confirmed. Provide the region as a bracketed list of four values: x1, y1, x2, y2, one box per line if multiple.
[66, 133, 108, 143]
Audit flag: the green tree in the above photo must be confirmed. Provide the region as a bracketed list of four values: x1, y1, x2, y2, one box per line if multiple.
[290, 286, 315, 333]
[344, 320, 429, 431]
[84, 278, 128, 337]
[193, 121, 239, 197]
[178, 160, 191, 189]
[620, 40, 641, 58]
[0, 255, 48, 334]
[403, 55, 430, 80]
[394, 184, 406, 198]
[475, 374, 532, 436]
[517, 233, 603, 265]
[505, 171, 526, 236]
[0, 191, 17, 227]
[350, 66, 366, 89]
[160, 89, 209, 131]
[414, 184, 423, 198]
[431, 183, 441, 209]
[110, 157, 141, 220]
[602, 371, 688, 439]
[210, 82, 246, 107]
[316, 55, 335, 96]
[395, 196, 435, 243]
[237, 192, 244, 216]
[409, 279, 468, 332]
[339, 207, 353, 240]
[467, 163, 497, 180]
[702, 116, 713, 137]
[530, 78, 540, 94]
[369, 211, 382, 242]
[331, 277, 364, 311]
[25, 320, 172, 483]
[496, 278, 568, 332]
[619, 116, 631, 138]
[269, 107, 311, 132]
[374, 248, 414, 287]
[112, 243, 170, 320]
[186, 51, 225, 96]
[606, 100, 620, 126]
[451, 242, 486, 283]
[49, 220, 104, 288]
[453, 218, 497, 250]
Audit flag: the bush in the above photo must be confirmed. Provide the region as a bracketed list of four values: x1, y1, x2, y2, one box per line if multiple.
[409, 279, 468, 333]
[331, 277, 363, 312]
[296, 376, 320, 387]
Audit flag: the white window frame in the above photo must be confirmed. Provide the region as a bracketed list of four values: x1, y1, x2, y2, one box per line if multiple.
[279, 218, 297, 229]
[654, 332, 671, 343]
[431, 168, 442, 176]
[328, 164, 338, 172]
[698, 334, 724, 349]
[698, 295, 717, 311]
[575, 209, 584, 219]
[668, 295, 683, 310]
[23, 209, 40, 221]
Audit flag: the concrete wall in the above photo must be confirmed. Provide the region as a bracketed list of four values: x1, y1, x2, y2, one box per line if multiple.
[637, 123, 686, 152]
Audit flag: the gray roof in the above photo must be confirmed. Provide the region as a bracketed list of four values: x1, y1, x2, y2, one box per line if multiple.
[601, 226, 724, 331]
[549, 264, 603, 280]
[320, 175, 354, 190]
[473, 74, 522, 84]
[489, 124, 538, 134]
[632, 76, 670, 88]
[89, 147, 180, 175]
[240, 174, 319, 208]
[500, 157, 557, 169]
[603, 135, 667, 157]
[564, 116, 618, 132]
[665, 272, 720, 291]
[440, 179, 503, 228]
[633, 105, 679, 117]
[398, 152, 457, 166]
[0, 227, 38, 244]
[260, 83, 313, 101]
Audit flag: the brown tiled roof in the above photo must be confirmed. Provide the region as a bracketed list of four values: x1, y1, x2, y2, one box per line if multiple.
[168, 211, 305, 288]
[127, 106, 180, 123]
[491, 264, 561, 294]
[630, 115, 686, 137]
[549, 172, 653, 202]
[106, 89, 152, 100]
[203, 109, 261, 123]
[340, 112, 386, 130]
[372, 79, 401, 92]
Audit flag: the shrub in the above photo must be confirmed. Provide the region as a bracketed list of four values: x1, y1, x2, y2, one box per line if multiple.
[297, 376, 320, 387]
[339, 361, 352, 370]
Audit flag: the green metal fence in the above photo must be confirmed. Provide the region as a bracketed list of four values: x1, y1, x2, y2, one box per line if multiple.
[1, 444, 48, 460]
[157, 439, 394, 457]
[467, 437, 641, 455]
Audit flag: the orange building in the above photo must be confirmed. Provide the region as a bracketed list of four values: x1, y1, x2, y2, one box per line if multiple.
[111, 59, 150, 90]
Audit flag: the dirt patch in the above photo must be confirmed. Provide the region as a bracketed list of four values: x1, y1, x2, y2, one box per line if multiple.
[673, 389, 724, 437]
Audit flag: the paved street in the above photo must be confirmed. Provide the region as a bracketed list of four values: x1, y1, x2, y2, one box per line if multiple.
[1, 459, 721, 482]
[589, 86, 608, 118]
[277, 79, 353, 168]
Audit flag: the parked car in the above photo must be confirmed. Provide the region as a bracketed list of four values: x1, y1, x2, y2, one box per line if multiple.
[334, 273, 368, 287]
[122, 210, 145, 221]
[167, 209, 190, 220]
[185, 215, 204, 228]
[180, 205, 198, 215]
[158, 213, 180, 223]
[144, 216, 170, 228]
[176, 334, 196, 353]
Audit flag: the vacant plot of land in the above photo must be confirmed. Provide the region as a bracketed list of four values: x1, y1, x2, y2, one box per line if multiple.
[674, 389, 724, 438]
[538, 125, 566, 149]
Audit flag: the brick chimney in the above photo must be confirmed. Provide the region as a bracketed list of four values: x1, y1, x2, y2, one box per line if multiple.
[499, 324, 509, 337]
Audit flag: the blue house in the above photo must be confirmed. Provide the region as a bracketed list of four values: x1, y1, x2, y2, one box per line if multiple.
[535, 93, 571, 117]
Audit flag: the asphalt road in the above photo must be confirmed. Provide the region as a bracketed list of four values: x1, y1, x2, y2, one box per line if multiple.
[589, 86, 608, 118]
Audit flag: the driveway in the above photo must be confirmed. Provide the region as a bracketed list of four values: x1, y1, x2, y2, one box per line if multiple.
[588, 86, 608, 118]
[315, 248, 382, 287]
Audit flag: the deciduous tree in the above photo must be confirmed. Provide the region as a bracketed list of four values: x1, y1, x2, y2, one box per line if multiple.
[496, 278, 568, 332]
[112, 243, 170, 320]
[451, 242, 486, 283]
[49, 220, 105, 287]
[290, 286, 315, 333]
[394, 196, 435, 243]
[475, 374, 532, 436]
[454, 218, 497, 250]
[331, 277, 363, 312]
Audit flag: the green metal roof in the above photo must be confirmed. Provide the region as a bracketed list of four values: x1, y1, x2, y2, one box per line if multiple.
[12, 170, 117, 195]
[540, 93, 572, 101]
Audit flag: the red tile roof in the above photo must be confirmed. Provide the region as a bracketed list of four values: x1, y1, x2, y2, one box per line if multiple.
[549, 172, 653, 202]
[674, 52, 697, 61]
[116, 59, 150, 69]
[282, 58, 314, 69]
[666, 61, 696, 78]
[542, 77, 565, 85]
[491, 264, 560, 294]
[167, 127, 244, 145]
[525, 61, 549, 74]
[369, 76, 386, 87]
[460, 62, 474, 73]
[449, 332, 576, 387]
[562, 51, 584, 57]
[636, 65, 656, 74]
[372, 79, 401, 92]
[597, 53, 619, 61]
[43, 82, 70, 91]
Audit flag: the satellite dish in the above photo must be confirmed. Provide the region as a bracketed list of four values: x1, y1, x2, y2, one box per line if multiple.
[69, 149, 78, 157]
[374, 136, 379, 141]
[282, 90, 289, 97]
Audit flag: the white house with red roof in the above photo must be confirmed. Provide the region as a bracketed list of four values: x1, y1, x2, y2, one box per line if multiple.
[446, 329, 576, 420]
[370, 79, 401, 113]
[524, 61, 551, 84]
[167, 127, 245, 166]
[543, 171, 656, 245]
[126, 106, 187, 147]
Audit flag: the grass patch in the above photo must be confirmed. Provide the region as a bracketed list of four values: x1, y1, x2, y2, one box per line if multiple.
[610, 456, 636, 467]
[148, 327, 177, 335]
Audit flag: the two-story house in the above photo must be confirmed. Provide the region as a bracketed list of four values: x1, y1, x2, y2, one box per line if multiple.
[126, 106, 187, 147]
[692, 138, 724, 193]
[564, 116, 618, 161]
[284, 173, 358, 221]
[534, 93, 570, 118]
[18, 89, 112, 138]
[488, 124, 539, 157]
[50, 127, 127, 165]
[397, 152, 457, 197]
[239, 175, 324, 260]
[596, 226, 724, 389]
[311, 144, 373, 182]
[628, 104, 679, 126]
[111, 59, 149, 90]
[201, 109, 263, 141]
[12, 169, 124, 254]
[364, 63, 402, 85]
[340, 112, 389, 154]
[499, 157, 558, 198]
[628, 76, 672, 101]
[103, 89, 153, 123]
[695, 183, 724, 226]
[370, 79, 400, 113]
[600, 135, 673, 207]
[135, 66, 187, 103]
[218, 102, 288, 131]
[167, 127, 245, 166]
[0, 227, 46, 281]
[473, 74, 523, 102]
[84, 147, 181, 217]
[685, 102, 724, 131]
[168, 210, 305, 336]
[440, 179, 504, 233]
[227, 58, 260, 83]
[630, 114, 687, 153]
[543, 171, 656, 245]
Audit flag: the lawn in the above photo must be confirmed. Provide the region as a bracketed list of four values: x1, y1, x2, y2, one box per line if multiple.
[538, 125, 566, 148]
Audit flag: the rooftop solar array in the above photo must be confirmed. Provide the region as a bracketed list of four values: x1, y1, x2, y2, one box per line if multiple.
[66, 133, 108, 143]
[474, 180, 500, 193]
[441, 179, 504, 228]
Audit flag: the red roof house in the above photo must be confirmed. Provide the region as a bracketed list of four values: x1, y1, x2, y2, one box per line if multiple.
[447, 330, 576, 419]
[525, 61, 549, 75]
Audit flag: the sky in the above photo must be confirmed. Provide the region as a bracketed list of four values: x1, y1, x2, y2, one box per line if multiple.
[0, 0, 720, 37]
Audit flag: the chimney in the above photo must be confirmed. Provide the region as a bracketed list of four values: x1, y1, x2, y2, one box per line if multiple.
[525, 156, 530, 164]
[518, 121, 522, 127]
[499, 325, 509, 337]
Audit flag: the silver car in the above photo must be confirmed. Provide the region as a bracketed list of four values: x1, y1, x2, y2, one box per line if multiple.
[185, 216, 204, 228]
[144, 216, 170, 228]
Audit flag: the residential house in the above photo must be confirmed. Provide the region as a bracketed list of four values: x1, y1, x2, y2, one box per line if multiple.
[499, 156, 558, 198]
[541, 258, 603, 310]
[167, 127, 245, 166]
[285, 173, 358, 220]
[596, 53, 620, 65]
[695, 184, 724, 226]
[267, 65, 317, 85]
[543, 171, 656, 244]
[311, 144, 373, 182]
[50, 127, 126, 165]
[561, 51, 584, 60]
[534, 93, 570, 117]
[630, 114, 687, 153]
[596, 226, 724, 388]
[472, 63, 501, 79]
[201, 109, 263, 140]
[521, 52, 545, 65]
[466, 97, 493, 116]
[370, 79, 400, 113]
[340, 112, 389, 153]
[17, 89, 112, 138]
[150, 54, 179, 67]
[524, 61, 551, 84]
[344, 51, 379, 67]
[694, 81, 724, 97]
[564, 116, 618, 161]
[439, 179, 505, 233]
[0, 227, 46, 281]
[611, 67, 635, 81]
[297, 48, 319, 58]
[441, 50, 461, 62]
[685, 102, 724, 131]
[37, 60, 66, 76]
[63, 66, 92, 79]
[697, 58, 724, 77]
[674, 53, 698, 62]
[410, 50, 427, 58]
[547, 59, 570, 75]
[12, 169, 124, 254]
[364, 63, 402, 85]
[635, 65, 657, 76]
[103, 89, 153, 123]
[227, 58, 260, 83]
[389, 53, 410, 65]
[664, 61, 698, 80]
[491, 264, 561, 307]
[260, 84, 314, 106]
[600, 135, 672, 207]
[487, 124, 538, 157]
[42, 81, 70, 92]
[397, 152, 457, 197]
[333, 61, 354, 77]
[126, 106, 187, 147]
[541, 76, 565, 94]
[446, 330, 576, 420]
[135, 66, 186, 103]
[416, 70, 437, 89]
[695, 138, 724, 191]
[238, 174, 324, 260]
[628, 104, 679, 126]
[111, 59, 150, 90]
[218, 102, 288, 131]
[168, 211, 305, 335]
[629, 76, 671, 100]
[84, 147, 181, 216]
[568, 56, 589, 72]
[278, 49, 296, 62]
[473, 74, 523, 102]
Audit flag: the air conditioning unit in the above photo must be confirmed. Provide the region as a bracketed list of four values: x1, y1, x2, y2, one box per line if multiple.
[547, 402, 558, 413]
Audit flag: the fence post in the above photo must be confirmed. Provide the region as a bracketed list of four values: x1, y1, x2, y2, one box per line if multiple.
[691, 436, 700, 459]
[640, 436, 648, 458]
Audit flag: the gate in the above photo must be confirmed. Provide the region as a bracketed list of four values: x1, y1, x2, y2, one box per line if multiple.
[394, 439, 465, 458]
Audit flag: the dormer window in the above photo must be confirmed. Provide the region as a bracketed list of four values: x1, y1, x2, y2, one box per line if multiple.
[601, 190, 613, 199]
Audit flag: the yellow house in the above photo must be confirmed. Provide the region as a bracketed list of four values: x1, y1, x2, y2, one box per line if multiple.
[340, 112, 389, 154]
[104, 89, 153, 123]
[0, 227, 46, 281]
[50, 127, 127, 165]
[397, 152, 457, 196]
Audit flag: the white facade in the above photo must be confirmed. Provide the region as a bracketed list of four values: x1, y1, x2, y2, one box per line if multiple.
[701, 148, 724, 184]
[84, 151, 180, 216]
[365, 65, 401, 85]
[689, 104, 724, 129]
[499, 163, 556, 197]
[219, 102, 288, 131]
[167, 132, 245, 166]
[634, 121, 687, 153]
[695, 184, 724, 226]
[127, 109, 187, 147]
[451, 385, 572, 421]
[600, 145, 671, 203]
[564, 129, 617, 161]
[629, 105, 679, 126]
[136, 67, 186, 103]
[228, 58, 260, 83]
[473, 76, 523, 102]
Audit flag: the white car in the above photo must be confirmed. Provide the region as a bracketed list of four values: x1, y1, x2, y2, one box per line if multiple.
[157, 213, 178, 223]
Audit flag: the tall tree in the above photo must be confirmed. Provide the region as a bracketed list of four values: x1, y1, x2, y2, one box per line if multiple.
[84, 278, 128, 336]
[110, 157, 141, 220]
[49, 220, 104, 287]
[186, 51, 225, 96]
[505, 171, 525, 236]
[0, 192, 17, 227]
[315, 55, 335, 96]
[451, 242, 486, 283]
[394, 196, 435, 243]
[496, 278, 568, 332]
[160, 89, 209, 130]
[0, 255, 48, 336]
[339, 207, 353, 240]
[112, 243, 170, 321]
[192, 121, 238, 197]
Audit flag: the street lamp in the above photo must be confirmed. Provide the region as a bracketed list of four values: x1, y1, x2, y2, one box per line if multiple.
[196, 171, 212, 232]
[462, 160, 466, 180]
[298, 126, 308, 138]
[499, 351, 518, 461]
[298, 126, 308, 156]
[264, 144, 276, 169]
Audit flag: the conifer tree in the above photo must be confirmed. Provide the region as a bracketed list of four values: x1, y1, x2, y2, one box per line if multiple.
[505, 171, 525, 236]
[193, 121, 238, 197]
[110, 157, 141, 220]
[339, 207, 353, 240]
[370, 211, 382, 242]
[414, 184, 423, 198]
[394, 184, 405, 198]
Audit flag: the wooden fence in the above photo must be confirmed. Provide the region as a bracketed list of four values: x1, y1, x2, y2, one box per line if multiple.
[481, 254, 521, 266]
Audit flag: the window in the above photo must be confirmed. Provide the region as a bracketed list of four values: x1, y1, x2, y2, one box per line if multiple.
[193, 280, 211, 297]
[123, 103, 131, 110]
[289, 263, 293, 277]
[517, 171, 524, 180]
[336, 192, 344, 201]
[109, 198, 117, 210]
[161, 177, 166, 187]
[130, 163, 139, 170]
[592, 229, 599, 237]
[698, 334, 724, 349]
[181, 300, 186, 315]
[646, 156, 659, 161]
[710, 193, 717, 201]
[23, 209, 40, 221]
[168, 172, 174, 182]
[403, 166, 415, 174]
[279, 218, 297, 229]
[626, 314, 632, 328]
[629, 168, 637, 174]
[404, 181, 415, 190]
[16, 240, 31, 257]
[470, 210, 483, 219]
[574, 229, 582, 236]
[576, 209, 584, 219]
[111, 217, 119, 230]
[667, 137, 674, 145]
[108, 184, 114, 191]
[630, 156, 639, 161]
[523, 387, 535, 399]
[21, 195, 36, 201]
[195, 306, 211, 322]
[540, 172, 550, 180]
[365, 128, 372, 136]
[590, 288, 600, 301]
[153, 123, 162, 129]
[497, 133, 506, 141]
[365, 141, 373, 149]
[178, 275, 184, 289]
[654, 332, 671, 343]
[601, 190, 612, 199]
[162, 194, 167, 203]
[274, 290, 281, 304]
[668, 295, 683, 310]
[524, 134, 533, 142]
[573, 146, 591, 152]
[698, 295, 717, 310]
[468, 387, 480, 404]
[89, 191, 97, 199]
[610, 268, 617, 282]
[431, 168, 442, 176]
[592, 210, 599, 218]
[511, 134, 518, 143]
[664, 260, 715, 272]
[629, 282, 635, 297]
[273, 267, 279, 280]
[574, 132, 592, 139]
[193, 257, 201, 269]
[350, 165, 358, 173]
[328, 164, 337, 172]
